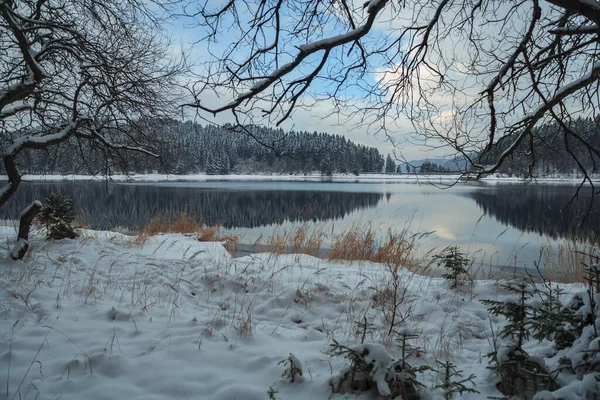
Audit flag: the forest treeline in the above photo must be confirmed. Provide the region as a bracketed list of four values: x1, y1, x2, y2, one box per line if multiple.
[483, 117, 600, 177]
[10, 117, 600, 177]
[11, 121, 386, 176]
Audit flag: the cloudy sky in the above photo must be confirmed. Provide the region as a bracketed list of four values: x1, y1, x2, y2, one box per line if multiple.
[163, 2, 463, 163]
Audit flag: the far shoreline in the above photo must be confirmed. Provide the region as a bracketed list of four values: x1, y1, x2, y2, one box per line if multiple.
[1, 172, 598, 185]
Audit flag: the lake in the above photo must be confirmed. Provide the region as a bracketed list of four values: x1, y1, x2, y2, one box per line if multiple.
[1, 180, 598, 271]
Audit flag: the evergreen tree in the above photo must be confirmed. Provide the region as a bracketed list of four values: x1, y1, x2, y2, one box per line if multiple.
[385, 154, 396, 173]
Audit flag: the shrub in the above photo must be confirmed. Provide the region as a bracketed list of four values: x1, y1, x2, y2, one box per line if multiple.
[328, 339, 428, 399]
[37, 193, 79, 240]
[433, 246, 471, 288]
[482, 282, 558, 397]
[278, 353, 303, 383]
[433, 360, 479, 399]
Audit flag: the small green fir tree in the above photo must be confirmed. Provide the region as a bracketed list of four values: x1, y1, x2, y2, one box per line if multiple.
[278, 353, 303, 383]
[37, 193, 79, 240]
[530, 283, 580, 348]
[482, 282, 557, 397]
[433, 360, 479, 399]
[433, 246, 471, 288]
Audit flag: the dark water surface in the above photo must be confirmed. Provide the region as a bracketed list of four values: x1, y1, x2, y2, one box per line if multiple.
[1, 180, 598, 269]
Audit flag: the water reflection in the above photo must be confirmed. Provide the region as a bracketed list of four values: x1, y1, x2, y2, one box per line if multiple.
[1, 181, 599, 248]
[469, 184, 600, 241]
[0, 182, 383, 230]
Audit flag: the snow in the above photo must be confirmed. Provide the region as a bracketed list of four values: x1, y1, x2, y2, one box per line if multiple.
[296, 0, 388, 53]
[1, 172, 597, 185]
[5, 121, 76, 156]
[9, 237, 28, 259]
[0, 226, 596, 399]
[20, 200, 42, 218]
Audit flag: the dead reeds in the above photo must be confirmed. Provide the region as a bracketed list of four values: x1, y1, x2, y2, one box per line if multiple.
[328, 223, 418, 267]
[250, 221, 420, 268]
[135, 214, 421, 269]
[257, 222, 326, 257]
[135, 214, 238, 252]
[540, 234, 599, 283]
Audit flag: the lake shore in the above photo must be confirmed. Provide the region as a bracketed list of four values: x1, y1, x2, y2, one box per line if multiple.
[0, 227, 594, 400]
[2, 172, 598, 184]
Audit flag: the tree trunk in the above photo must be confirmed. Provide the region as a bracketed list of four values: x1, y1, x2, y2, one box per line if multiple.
[11, 200, 42, 260]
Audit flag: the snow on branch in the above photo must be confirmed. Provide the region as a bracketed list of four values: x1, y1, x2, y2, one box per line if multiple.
[190, 0, 390, 115]
[4, 121, 79, 156]
[549, 25, 599, 35]
[546, 0, 600, 26]
[476, 61, 600, 174]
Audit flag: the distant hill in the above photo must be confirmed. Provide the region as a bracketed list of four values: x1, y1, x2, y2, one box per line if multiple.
[9, 121, 386, 176]
[398, 156, 470, 173]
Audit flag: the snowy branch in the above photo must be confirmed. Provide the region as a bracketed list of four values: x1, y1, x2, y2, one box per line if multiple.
[474, 61, 600, 174]
[189, 0, 390, 115]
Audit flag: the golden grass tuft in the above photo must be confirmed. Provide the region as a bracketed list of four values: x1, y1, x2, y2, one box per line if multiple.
[135, 213, 238, 253]
[252, 220, 420, 268]
[328, 224, 376, 262]
[372, 228, 418, 267]
[327, 223, 418, 267]
[253, 222, 326, 257]
[540, 235, 599, 283]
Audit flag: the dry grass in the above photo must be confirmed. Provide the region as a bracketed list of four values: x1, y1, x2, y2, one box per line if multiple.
[540, 235, 599, 283]
[251, 220, 421, 268]
[328, 223, 419, 268]
[328, 224, 376, 262]
[253, 222, 326, 257]
[135, 214, 238, 253]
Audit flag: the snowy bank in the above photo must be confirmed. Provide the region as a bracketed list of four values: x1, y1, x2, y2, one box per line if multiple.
[0, 228, 597, 399]
[2, 172, 599, 185]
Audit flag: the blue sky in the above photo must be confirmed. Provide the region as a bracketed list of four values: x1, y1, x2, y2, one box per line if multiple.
[162, 2, 457, 162]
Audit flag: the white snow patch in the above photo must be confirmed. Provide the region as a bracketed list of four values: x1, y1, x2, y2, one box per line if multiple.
[0, 226, 590, 400]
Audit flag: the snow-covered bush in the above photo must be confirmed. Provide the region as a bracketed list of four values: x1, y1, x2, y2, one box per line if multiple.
[530, 282, 580, 349]
[481, 267, 600, 399]
[37, 193, 79, 240]
[538, 263, 600, 399]
[482, 282, 558, 398]
[328, 340, 428, 399]
[278, 353, 303, 383]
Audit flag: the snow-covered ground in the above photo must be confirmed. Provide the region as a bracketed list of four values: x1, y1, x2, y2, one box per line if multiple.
[2, 172, 598, 184]
[0, 228, 596, 399]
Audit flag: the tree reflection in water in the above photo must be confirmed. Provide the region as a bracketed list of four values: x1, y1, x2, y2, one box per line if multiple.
[0, 182, 383, 230]
[470, 184, 600, 242]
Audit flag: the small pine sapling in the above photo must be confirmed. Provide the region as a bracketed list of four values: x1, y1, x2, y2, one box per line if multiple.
[396, 329, 423, 365]
[577, 263, 600, 375]
[328, 339, 374, 393]
[37, 193, 79, 240]
[433, 360, 479, 399]
[530, 282, 580, 349]
[392, 330, 430, 399]
[433, 246, 471, 288]
[356, 315, 375, 344]
[482, 282, 534, 349]
[482, 282, 557, 397]
[267, 386, 280, 400]
[585, 263, 599, 338]
[278, 353, 303, 383]
[328, 339, 427, 400]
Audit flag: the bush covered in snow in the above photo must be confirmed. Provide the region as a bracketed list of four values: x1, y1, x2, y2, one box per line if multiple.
[481, 265, 600, 400]
[328, 340, 429, 399]
[37, 193, 79, 240]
